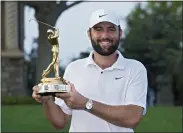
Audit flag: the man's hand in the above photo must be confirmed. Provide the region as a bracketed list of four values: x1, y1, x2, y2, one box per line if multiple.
[32, 85, 70, 130]
[55, 81, 88, 110]
[32, 85, 53, 104]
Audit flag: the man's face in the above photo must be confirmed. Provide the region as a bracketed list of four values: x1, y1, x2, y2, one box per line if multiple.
[88, 22, 122, 56]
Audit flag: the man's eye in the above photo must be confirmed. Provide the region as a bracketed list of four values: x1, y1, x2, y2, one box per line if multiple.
[109, 28, 116, 31]
[95, 28, 102, 31]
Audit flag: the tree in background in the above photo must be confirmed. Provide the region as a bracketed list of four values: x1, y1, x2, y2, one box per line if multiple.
[71, 51, 90, 62]
[120, 2, 182, 105]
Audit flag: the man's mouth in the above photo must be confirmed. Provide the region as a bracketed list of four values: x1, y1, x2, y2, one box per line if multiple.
[99, 40, 112, 46]
[100, 41, 110, 45]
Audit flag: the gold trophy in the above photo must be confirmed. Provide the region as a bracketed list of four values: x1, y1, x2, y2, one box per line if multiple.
[29, 19, 70, 96]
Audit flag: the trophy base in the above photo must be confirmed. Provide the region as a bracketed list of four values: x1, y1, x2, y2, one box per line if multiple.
[38, 77, 70, 96]
[38, 92, 68, 96]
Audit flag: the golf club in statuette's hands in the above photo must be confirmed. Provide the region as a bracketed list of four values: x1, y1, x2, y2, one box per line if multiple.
[29, 19, 70, 96]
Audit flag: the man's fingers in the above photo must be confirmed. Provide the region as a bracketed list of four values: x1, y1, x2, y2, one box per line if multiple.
[32, 85, 42, 103]
[32, 91, 40, 98]
[32, 92, 42, 103]
[66, 81, 73, 87]
[32, 85, 40, 98]
[66, 80, 70, 84]
[32, 85, 39, 92]
[70, 83, 74, 91]
[66, 81, 75, 92]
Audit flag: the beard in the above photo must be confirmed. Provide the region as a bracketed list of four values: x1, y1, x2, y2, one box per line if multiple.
[90, 36, 120, 56]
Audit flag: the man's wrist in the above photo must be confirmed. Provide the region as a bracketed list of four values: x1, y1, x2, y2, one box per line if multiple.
[81, 97, 88, 110]
[42, 96, 55, 105]
[85, 99, 93, 112]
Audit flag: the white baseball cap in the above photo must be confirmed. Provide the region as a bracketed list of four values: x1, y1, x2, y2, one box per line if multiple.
[89, 9, 120, 28]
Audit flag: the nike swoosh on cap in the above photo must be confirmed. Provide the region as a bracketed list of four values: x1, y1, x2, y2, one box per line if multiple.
[99, 14, 108, 18]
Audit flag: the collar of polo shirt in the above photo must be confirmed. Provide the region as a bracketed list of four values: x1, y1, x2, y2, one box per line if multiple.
[84, 50, 125, 70]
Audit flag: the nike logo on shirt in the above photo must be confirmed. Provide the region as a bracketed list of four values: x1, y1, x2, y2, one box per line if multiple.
[115, 77, 123, 80]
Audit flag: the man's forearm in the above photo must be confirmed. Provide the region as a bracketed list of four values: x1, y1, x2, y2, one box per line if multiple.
[42, 98, 67, 129]
[89, 100, 142, 128]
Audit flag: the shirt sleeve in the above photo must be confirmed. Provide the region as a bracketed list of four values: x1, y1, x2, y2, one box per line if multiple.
[55, 97, 72, 115]
[124, 64, 148, 115]
[54, 65, 72, 115]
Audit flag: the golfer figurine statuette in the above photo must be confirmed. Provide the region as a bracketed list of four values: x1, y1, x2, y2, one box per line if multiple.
[29, 18, 70, 96]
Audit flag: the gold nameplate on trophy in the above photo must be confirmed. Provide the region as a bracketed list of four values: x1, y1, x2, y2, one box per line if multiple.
[29, 19, 70, 96]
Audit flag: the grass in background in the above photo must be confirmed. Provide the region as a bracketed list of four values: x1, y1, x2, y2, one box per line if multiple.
[1, 105, 182, 132]
[135, 106, 182, 132]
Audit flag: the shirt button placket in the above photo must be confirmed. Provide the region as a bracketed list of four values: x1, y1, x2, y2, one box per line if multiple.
[98, 71, 104, 98]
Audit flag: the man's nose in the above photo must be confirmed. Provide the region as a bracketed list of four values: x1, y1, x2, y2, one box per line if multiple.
[100, 31, 110, 38]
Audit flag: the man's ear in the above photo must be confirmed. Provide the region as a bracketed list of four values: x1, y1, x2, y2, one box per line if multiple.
[87, 29, 91, 39]
[119, 29, 123, 40]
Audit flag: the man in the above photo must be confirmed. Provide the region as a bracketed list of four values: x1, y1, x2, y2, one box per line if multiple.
[32, 9, 148, 132]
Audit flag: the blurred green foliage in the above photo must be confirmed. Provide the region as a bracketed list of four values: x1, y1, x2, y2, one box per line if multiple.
[120, 1, 182, 105]
[2, 96, 39, 105]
